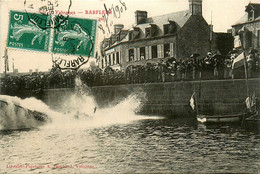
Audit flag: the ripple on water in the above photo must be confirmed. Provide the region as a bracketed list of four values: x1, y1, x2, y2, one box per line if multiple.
[1, 118, 259, 173]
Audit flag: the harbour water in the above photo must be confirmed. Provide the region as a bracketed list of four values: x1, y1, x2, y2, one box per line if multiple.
[0, 90, 259, 173]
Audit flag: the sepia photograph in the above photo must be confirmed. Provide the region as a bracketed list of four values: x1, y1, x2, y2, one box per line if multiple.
[0, 0, 259, 173]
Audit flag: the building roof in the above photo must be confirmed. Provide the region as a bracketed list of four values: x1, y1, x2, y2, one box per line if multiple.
[145, 10, 191, 28]
[245, 3, 260, 12]
[126, 10, 191, 42]
[233, 13, 250, 26]
[104, 10, 192, 50]
[233, 3, 260, 26]
[233, 13, 260, 26]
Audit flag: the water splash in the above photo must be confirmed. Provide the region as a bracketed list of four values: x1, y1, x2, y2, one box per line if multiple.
[61, 77, 97, 117]
[0, 95, 54, 130]
[44, 77, 156, 129]
[0, 78, 160, 130]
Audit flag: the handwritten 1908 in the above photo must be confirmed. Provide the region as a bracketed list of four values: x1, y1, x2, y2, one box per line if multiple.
[98, 0, 127, 34]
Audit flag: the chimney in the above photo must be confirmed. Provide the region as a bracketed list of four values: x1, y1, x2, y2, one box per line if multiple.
[189, 0, 202, 16]
[135, 10, 147, 24]
[114, 24, 124, 34]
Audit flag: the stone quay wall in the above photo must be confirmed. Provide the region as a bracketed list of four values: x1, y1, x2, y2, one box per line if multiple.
[90, 78, 259, 117]
[19, 78, 260, 117]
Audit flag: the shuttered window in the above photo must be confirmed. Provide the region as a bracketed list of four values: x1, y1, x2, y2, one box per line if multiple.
[152, 45, 158, 58]
[145, 46, 149, 59]
[134, 48, 137, 61]
[116, 52, 120, 64]
[109, 55, 111, 65]
[161, 44, 164, 58]
[170, 43, 174, 57]
[137, 47, 140, 61]
[112, 53, 115, 65]
[128, 49, 134, 62]
[140, 47, 145, 60]
[157, 45, 161, 58]
[157, 44, 164, 58]
[149, 46, 152, 59]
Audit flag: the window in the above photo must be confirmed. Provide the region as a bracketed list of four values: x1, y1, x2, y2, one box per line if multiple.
[157, 45, 163, 58]
[112, 53, 115, 65]
[116, 52, 120, 64]
[105, 56, 108, 66]
[140, 47, 145, 60]
[145, 28, 151, 38]
[109, 38, 112, 46]
[109, 55, 111, 65]
[129, 49, 134, 61]
[169, 22, 177, 34]
[248, 10, 254, 21]
[164, 43, 170, 57]
[152, 45, 157, 58]
[164, 24, 170, 35]
[129, 32, 133, 40]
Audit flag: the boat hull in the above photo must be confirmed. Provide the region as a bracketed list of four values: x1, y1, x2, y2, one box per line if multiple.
[0, 99, 50, 127]
[197, 114, 243, 124]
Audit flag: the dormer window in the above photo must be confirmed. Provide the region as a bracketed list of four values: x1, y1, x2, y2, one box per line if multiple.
[245, 4, 260, 22]
[164, 22, 176, 35]
[145, 28, 151, 38]
[164, 24, 170, 35]
[129, 28, 140, 40]
[129, 32, 133, 40]
[248, 9, 254, 21]
[117, 34, 120, 41]
[145, 24, 157, 38]
[109, 38, 112, 46]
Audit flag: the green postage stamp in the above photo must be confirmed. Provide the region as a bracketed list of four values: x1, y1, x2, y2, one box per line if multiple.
[52, 16, 97, 57]
[7, 10, 97, 59]
[7, 11, 51, 52]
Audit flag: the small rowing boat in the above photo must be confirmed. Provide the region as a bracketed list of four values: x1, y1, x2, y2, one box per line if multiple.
[196, 113, 244, 124]
[190, 92, 258, 125]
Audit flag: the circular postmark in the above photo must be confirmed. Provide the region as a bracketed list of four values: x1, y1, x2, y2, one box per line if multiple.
[24, 0, 72, 30]
[51, 19, 97, 70]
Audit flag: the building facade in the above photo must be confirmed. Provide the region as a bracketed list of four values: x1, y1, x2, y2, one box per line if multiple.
[100, 0, 213, 70]
[232, 3, 260, 52]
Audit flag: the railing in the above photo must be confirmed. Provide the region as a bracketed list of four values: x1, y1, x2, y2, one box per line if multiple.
[0, 61, 259, 96]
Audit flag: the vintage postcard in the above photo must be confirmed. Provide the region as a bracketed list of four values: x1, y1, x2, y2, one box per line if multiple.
[0, 0, 259, 173]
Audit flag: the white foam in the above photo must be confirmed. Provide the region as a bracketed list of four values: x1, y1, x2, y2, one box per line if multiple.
[0, 78, 161, 130]
[0, 95, 55, 130]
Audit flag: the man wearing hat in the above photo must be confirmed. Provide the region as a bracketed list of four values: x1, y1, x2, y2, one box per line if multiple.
[202, 52, 213, 79]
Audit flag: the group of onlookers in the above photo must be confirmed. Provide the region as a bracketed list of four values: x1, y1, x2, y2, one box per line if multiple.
[0, 51, 259, 95]
[125, 51, 259, 84]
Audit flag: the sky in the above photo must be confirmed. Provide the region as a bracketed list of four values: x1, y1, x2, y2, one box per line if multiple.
[0, 0, 258, 73]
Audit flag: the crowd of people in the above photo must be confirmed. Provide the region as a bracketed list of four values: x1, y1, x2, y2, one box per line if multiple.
[0, 51, 259, 95]
[125, 51, 259, 83]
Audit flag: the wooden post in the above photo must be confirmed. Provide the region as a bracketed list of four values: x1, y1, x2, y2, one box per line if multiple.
[239, 28, 251, 111]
